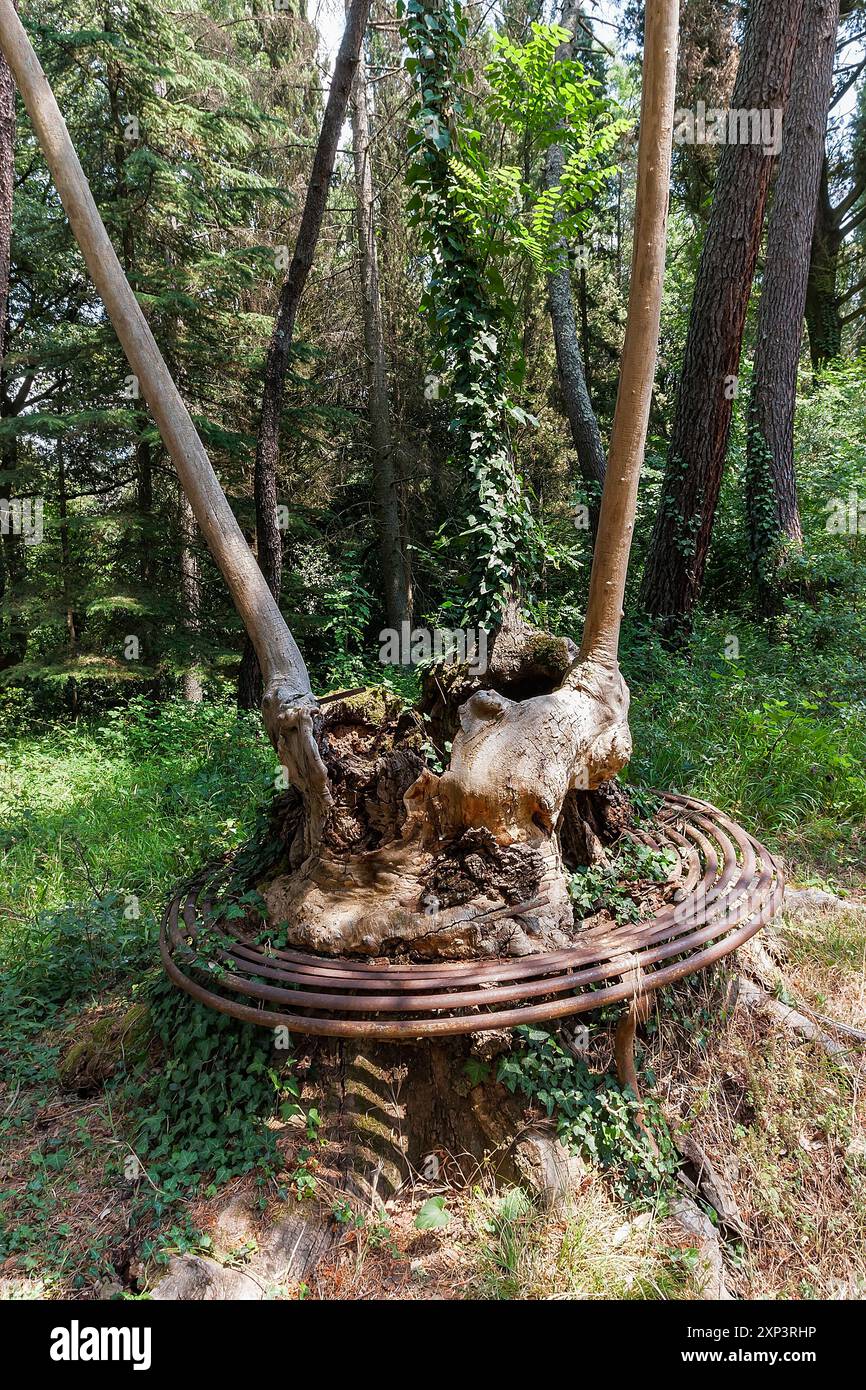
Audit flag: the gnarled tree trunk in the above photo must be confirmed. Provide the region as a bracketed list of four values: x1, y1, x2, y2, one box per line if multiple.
[0, 0, 679, 1204]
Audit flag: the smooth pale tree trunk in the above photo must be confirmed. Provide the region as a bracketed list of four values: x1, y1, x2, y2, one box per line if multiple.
[640, 0, 804, 638]
[545, 1, 607, 503]
[746, 0, 839, 610]
[349, 22, 412, 631]
[0, 0, 677, 953]
[237, 0, 373, 708]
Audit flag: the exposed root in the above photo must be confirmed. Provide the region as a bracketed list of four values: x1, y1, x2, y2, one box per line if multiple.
[734, 976, 859, 1069]
[613, 985, 659, 1156]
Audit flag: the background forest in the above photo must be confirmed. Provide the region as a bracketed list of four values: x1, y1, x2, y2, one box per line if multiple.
[1, 0, 866, 1302]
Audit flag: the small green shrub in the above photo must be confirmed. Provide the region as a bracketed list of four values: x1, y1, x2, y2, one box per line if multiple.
[568, 839, 678, 923]
[498, 1027, 679, 1205]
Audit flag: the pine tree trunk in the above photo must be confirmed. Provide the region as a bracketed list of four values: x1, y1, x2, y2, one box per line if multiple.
[237, 0, 373, 709]
[545, 2, 607, 505]
[805, 159, 845, 368]
[349, 25, 412, 631]
[746, 0, 839, 612]
[640, 0, 804, 638]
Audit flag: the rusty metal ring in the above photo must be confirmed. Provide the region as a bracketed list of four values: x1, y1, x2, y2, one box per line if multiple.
[159, 792, 783, 1039]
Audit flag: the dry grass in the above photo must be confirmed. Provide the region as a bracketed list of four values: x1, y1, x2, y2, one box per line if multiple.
[305, 1171, 701, 1301]
[647, 933, 866, 1300]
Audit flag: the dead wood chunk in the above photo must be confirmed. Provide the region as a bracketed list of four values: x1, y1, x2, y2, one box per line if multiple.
[675, 1134, 746, 1238]
[151, 1202, 337, 1300]
[427, 827, 545, 908]
[667, 1197, 733, 1300]
[364, 748, 428, 840]
[512, 1133, 585, 1210]
[256, 1205, 340, 1285]
[150, 1254, 263, 1301]
[785, 887, 866, 919]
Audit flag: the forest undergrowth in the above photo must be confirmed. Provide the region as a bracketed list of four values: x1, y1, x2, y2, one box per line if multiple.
[1, 606, 864, 1301]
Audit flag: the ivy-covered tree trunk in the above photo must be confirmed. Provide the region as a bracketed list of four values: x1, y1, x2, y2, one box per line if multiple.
[745, 0, 839, 612]
[404, 0, 532, 623]
[805, 160, 847, 369]
[640, 0, 804, 639]
[545, 1, 607, 506]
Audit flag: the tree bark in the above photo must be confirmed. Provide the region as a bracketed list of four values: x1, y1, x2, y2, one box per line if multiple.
[349, 19, 412, 631]
[640, 0, 804, 639]
[0, 10, 14, 666]
[237, 0, 373, 708]
[746, 0, 839, 611]
[545, 1, 607, 504]
[179, 488, 203, 702]
[805, 158, 846, 368]
[581, 0, 679, 670]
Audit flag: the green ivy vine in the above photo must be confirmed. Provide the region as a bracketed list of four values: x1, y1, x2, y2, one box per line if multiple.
[401, 0, 533, 623]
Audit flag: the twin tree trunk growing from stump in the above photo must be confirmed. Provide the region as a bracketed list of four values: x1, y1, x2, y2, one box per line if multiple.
[0, 0, 679, 954]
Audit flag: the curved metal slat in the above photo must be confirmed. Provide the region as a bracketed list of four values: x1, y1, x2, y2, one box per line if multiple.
[159, 793, 783, 1038]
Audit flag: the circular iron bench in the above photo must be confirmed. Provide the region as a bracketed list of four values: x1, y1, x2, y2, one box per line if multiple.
[160, 791, 783, 1041]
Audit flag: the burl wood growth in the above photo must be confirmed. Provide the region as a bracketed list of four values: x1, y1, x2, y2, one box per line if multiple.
[0, 0, 679, 960]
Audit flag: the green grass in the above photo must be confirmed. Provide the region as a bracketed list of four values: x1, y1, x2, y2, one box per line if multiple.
[622, 618, 866, 878]
[0, 697, 274, 973]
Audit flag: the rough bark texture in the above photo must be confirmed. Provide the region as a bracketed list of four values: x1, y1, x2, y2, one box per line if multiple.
[545, 1, 607, 502]
[0, 11, 15, 668]
[179, 488, 203, 702]
[640, 0, 804, 639]
[805, 158, 846, 368]
[746, 0, 839, 610]
[237, 0, 373, 708]
[349, 24, 412, 631]
[673, 0, 738, 222]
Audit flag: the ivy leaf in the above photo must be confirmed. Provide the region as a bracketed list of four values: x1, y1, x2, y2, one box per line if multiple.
[415, 1196, 452, 1230]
